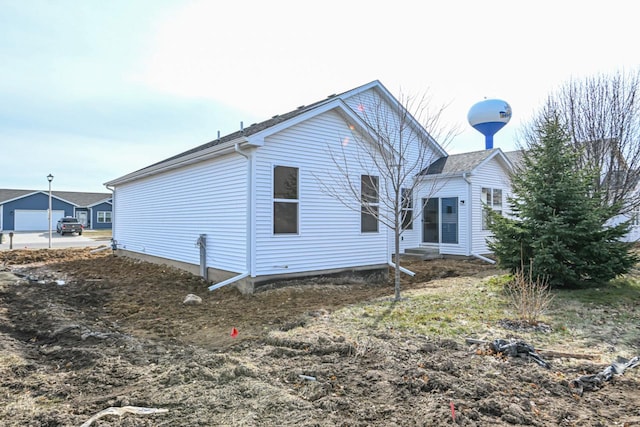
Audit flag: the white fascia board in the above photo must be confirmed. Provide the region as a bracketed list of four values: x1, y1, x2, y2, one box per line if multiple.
[104, 137, 249, 186]
[51, 194, 79, 207]
[1, 191, 40, 205]
[86, 198, 113, 208]
[351, 81, 449, 159]
[248, 98, 363, 143]
[1, 191, 78, 207]
[417, 171, 467, 181]
[472, 149, 514, 174]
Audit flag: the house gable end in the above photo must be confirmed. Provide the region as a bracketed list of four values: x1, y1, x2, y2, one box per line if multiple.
[471, 149, 514, 176]
[340, 81, 449, 159]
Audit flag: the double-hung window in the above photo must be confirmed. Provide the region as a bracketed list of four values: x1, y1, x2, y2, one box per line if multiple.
[401, 188, 413, 230]
[273, 166, 299, 234]
[361, 175, 379, 233]
[481, 187, 502, 230]
[97, 211, 112, 223]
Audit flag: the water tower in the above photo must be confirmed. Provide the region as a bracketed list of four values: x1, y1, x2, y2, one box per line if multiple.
[467, 99, 512, 149]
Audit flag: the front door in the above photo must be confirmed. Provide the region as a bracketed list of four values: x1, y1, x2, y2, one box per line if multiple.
[76, 211, 88, 228]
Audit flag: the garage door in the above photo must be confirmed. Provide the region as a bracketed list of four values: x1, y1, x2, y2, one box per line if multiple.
[14, 210, 65, 231]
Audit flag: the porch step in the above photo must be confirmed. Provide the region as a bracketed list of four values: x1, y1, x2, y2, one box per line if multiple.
[401, 247, 443, 261]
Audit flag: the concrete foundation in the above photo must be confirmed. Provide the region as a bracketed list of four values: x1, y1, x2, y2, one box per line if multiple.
[115, 249, 389, 294]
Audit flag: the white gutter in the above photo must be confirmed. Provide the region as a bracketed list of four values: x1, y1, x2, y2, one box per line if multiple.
[105, 137, 249, 186]
[208, 272, 250, 291]
[388, 261, 416, 277]
[472, 253, 496, 264]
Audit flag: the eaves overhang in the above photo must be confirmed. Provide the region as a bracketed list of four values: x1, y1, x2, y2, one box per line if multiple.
[104, 136, 251, 187]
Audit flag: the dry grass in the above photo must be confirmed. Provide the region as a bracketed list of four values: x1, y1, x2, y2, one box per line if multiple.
[83, 229, 112, 240]
[504, 266, 554, 325]
[319, 273, 640, 360]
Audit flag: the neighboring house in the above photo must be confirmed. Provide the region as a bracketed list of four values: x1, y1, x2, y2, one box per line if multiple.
[0, 189, 112, 231]
[502, 147, 640, 243]
[105, 80, 514, 293]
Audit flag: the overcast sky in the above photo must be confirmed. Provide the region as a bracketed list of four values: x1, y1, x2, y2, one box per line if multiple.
[1, 0, 638, 193]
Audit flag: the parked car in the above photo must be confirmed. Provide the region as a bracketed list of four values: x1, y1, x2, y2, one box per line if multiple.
[56, 217, 83, 235]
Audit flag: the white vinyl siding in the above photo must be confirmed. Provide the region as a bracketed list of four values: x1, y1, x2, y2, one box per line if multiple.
[471, 158, 513, 255]
[253, 110, 388, 276]
[113, 154, 248, 273]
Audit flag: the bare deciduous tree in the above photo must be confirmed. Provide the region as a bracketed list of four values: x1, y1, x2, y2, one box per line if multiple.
[318, 87, 457, 301]
[536, 69, 640, 213]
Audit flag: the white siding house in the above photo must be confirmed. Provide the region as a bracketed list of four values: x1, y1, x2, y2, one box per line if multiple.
[105, 80, 513, 293]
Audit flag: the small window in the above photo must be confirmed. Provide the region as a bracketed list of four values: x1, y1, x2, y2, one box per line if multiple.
[273, 166, 299, 234]
[97, 211, 112, 223]
[482, 187, 503, 230]
[361, 175, 379, 233]
[401, 188, 413, 230]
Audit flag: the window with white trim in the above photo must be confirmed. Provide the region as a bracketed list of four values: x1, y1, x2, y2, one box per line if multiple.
[97, 211, 112, 223]
[361, 175, 379, 233]
[401, 188, 413, 230]
[481, 187, 502, 230]
[273, 165, 299, 234]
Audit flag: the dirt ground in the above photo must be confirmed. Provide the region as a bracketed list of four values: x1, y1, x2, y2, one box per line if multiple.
[0, 248, 638, 426]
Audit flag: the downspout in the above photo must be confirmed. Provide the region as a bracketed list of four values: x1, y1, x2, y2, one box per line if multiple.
[388, 261, 415, 277]
[462, 172, 473, 256]
[208, 142, 252, 291]
[105, 184, 117, 250]
[472, 253, 496, 264]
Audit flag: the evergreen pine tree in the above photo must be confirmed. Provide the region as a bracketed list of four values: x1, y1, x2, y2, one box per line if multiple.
[487, 111, 637, 288]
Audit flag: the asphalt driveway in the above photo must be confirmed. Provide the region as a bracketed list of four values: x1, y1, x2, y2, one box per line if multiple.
[0, 231, 111, 250]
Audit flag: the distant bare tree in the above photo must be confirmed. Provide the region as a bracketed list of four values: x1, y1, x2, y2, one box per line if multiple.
[530, 69, 640, 213]
[318, 87, 457, 301]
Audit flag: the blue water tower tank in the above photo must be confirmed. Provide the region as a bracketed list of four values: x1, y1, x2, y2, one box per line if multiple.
[467, 99, 512, 149]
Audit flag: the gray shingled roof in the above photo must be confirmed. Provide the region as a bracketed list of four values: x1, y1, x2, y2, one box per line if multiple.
[421, 149, 501, 175]
[503, 149, 525, 168]
[142, 91, 347, 170]
[0, 189, 111, 207]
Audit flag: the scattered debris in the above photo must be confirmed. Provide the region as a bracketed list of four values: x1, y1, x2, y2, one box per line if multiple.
[489, 339, 551, 368]
[183, 293, 202, 305]
[466, 338, 598, 360]
[80, 406, 168, 427]
[298, 374, 316, 381]
[570, 356, 640, 396]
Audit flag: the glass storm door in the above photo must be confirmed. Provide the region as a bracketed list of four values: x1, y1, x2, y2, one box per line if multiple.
[422, 197, 459, 244]
[440, 197, 458, 244]
[422, 198, 439, 243]
[76, 211, 88, 228]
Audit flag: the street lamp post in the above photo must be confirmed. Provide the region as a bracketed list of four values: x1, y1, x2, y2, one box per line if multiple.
[47, 174, 54, 248]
